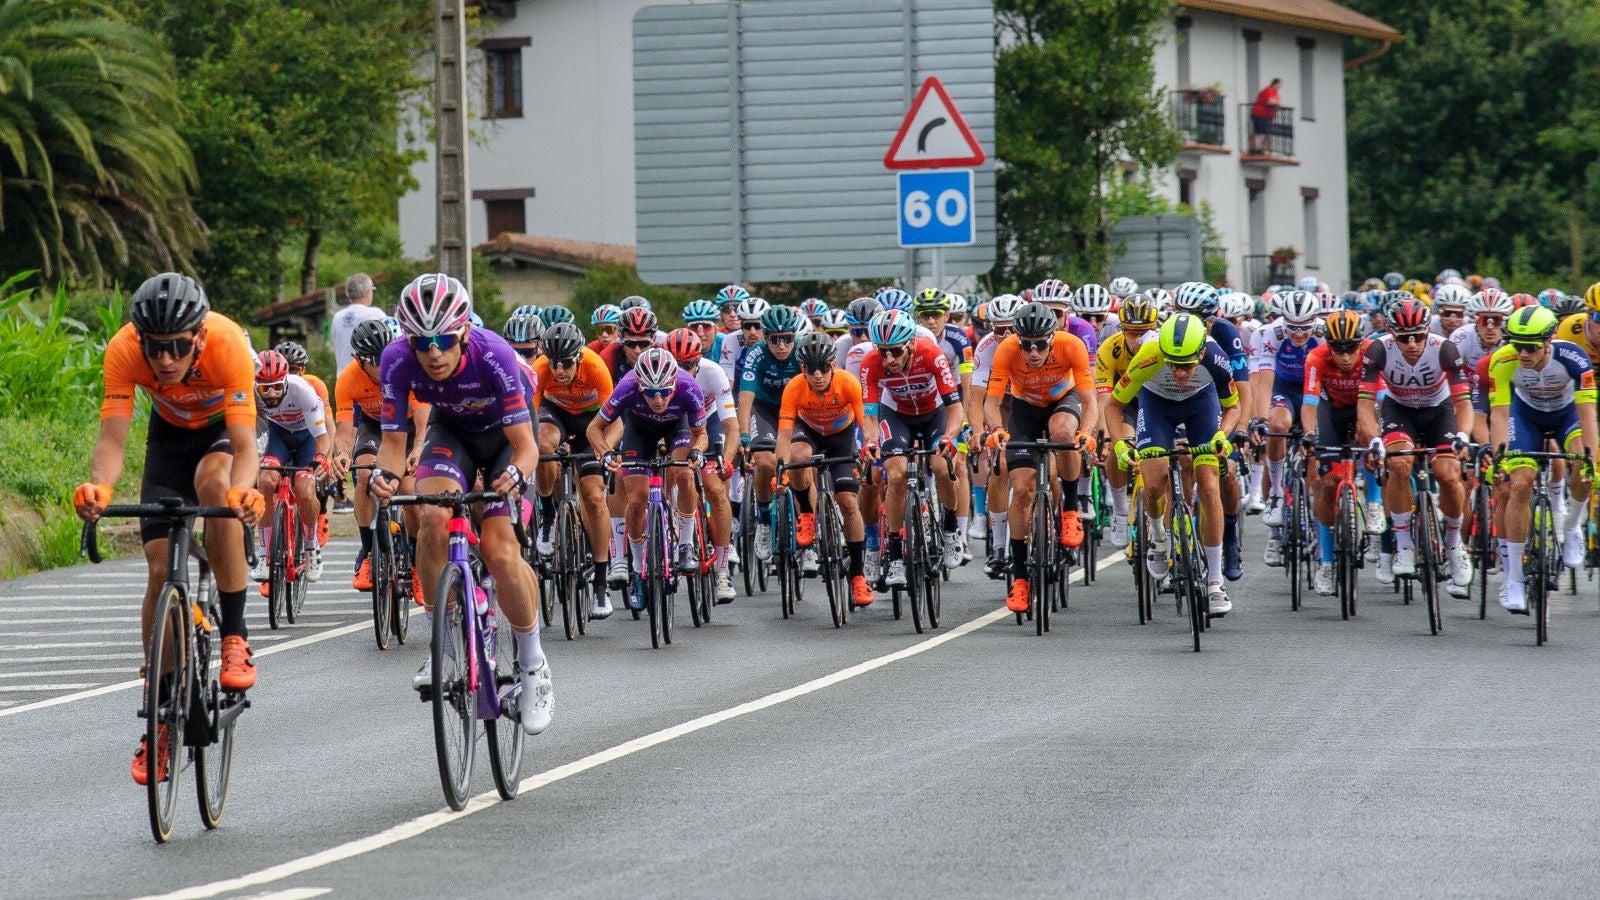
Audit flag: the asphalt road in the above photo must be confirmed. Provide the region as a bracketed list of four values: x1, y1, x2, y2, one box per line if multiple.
[6, 517, 1600, 898]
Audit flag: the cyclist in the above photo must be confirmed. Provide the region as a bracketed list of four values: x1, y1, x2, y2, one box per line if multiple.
[1357, 297, 1475, 596]
[1030, 279, 1100, 356]
[330, 318, 428, 595]
[272, 340, 335, 546]
[837, 297, 883, 377]
[983, 301, 1097, 611]
[1251, 289, 1323, 567]
[1093, 292, 1160, 548]
[1431, 283, 1471, 337]
[721, 296, 770, 381]
[1488, 306, 1598, 611]
[250, 350, 331, 587]
[599, 307, 659, 383]
[737, 305, 804, 559]
[587, 348, 709, 603]
[74, 273, 265, 782]
[774, 333, 874, 606]
[589, 304, 622, 351]
[663, 328, 739, 602]
[1073, 283, 1117, 343]
[368, 274, 551, 736]
[859, 309, 965, 586]
[530, 321, 618, 618]
[1105, 313, 1241, 613]
[1174, 282, 1251, 579]
[1109, 276, 1139, 301]
[799, 297, 830, 331]
[971, 294, 1023, 576]
[916, 288, 975, 565]
[1453, 289, 1513, 445]
[1302, 310, 1372, 595]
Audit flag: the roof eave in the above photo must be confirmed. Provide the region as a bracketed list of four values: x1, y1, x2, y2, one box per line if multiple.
[1180, 0, 1402, 43]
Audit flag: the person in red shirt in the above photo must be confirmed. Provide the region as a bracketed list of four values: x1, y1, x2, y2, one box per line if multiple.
[1250, 78, 1281, 153]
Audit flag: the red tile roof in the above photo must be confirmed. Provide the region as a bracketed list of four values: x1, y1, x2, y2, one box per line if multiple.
[1182, 0, 1401, 42]
[477, 233, 637, 272]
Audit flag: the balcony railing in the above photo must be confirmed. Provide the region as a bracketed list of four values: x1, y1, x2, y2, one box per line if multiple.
[1239, 104, 1295, 160]
[1241, 254, 1297, 295]
[1169, 89, 1226, 149]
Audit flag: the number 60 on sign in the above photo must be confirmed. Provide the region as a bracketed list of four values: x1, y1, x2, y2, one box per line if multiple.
[897, 170, 975, 248]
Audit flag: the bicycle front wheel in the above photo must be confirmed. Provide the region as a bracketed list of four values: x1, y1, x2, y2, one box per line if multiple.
[1417, 498, 1442, 636]
[370, 514, 393, 650]
[819, 493, 846, 629]
[431, 565, 477, 811]
[1174, 506, 1203, 652]
[391, 517, 413, 645]
[485, 616, 524, 800]
[145, 584, 188, 843]
[1528, 496, 1550, 646]
[907, 484, 926, 634]
[194, 623, 236, 829]
[1031, 485, 1051, 636]
[1337, 484, 1357, 621]
[267, 503, 287, 630]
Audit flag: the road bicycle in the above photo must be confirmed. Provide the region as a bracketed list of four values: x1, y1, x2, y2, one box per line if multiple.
[679, 460, 717, 630]
[777, 452, 860, 629]
[535, 449, 595, 641]
[1079, 444, 1111, 586]
[1496, 448, 1590, 646]
[351, 463, 413, 650]
[387, 490, 528, 809]
[998, 438, 1079, 636]
[879, 444, 952, 634]
[619, 455, 700, 648]
[82, 499, 256, 843]
[1464, 449, 1498, 619]
[1265, 430, 1316, 612]
[1313, 443, 1372, 620]
[738, 441, 773, 598]
[259, 462, 315, 629]
[1135, 436, 1221, 652]
[1381, 447, 1452, 636]
[768, 457, 804, 621]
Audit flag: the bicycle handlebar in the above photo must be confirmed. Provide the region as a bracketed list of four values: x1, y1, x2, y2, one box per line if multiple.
[81, 500, 254, 566]
[386, 490, 530, 548]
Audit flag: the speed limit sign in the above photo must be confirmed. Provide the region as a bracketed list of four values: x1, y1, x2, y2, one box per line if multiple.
[897, 170, 975, 248]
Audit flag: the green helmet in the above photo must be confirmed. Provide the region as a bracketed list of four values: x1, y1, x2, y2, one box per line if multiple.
[539, 305, 575, 328]
[1158, 313, 1207, 363]
[914, 287, 951, 314]
[760, 305, 804, 335]
[1506, 305, 1558, 343]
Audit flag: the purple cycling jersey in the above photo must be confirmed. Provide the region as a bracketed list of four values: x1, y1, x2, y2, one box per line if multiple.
[1066, 314, 1099, 357]
[598, 369, 708, 428]
[380, 327, 531, 433]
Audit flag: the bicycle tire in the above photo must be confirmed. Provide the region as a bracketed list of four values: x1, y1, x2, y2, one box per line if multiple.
[1472, 481, 1492, 620]
[907, 481, 926, 634]
[145, 584, 188, 843]
[924, 500, 942, 630]
[431, 565, 477, 811]
[1132, 494, 1153, 625]
[661, 511, 676, 647]
[1054, 492, 1070, 614]
[646, 507, 665, 648]
[288, 524, 308, 623]
[1337, 483, 1357, 620]
[485, 614, 524, 801]
[370, 513, 393, 650]
[739, 475, 758, 597]
[688, 509, 707, 629]
[194, 594, 234, 831]
[391, 517, 413, 645]
[1032, 482, 1050, 636]
[819, 493, 845, 629]
[1286, 478, 1302, 612]
[557, 501, 581, 640]
[1529, 495, 1550, 646]
[1174, 505, 1202, 652]
[1417, 497, 1442, 636]
[267, 503, 287, 630]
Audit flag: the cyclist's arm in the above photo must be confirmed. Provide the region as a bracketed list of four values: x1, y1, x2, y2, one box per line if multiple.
[1441, 340, 1473, 438]
[737, 388, 754, 439]
[774, 425, 793, 466]
[1299, 352, 1322, 437]
[1356, 342, 1385, 445]
[372, 432, 409, 495]
[225, 421, 262, 491]
[943, 399, 965, 444]
[1249, 368, 1273, 421]
[88, 415, 132, 491]
[1071, 340, 1096, 439]
[1104, 394, 1134, 443]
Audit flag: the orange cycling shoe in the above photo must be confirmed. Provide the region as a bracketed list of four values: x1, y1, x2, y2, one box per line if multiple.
[413, 570, 425, 605]
[1060, 510, 1084, 548]
[796, 512, 816, 547]
[1006, 577, 1031, 613]
[850, 575, 874, 607]
[317, 513, 330, 547]
[219, 635, 256, 691]
[352, 557, 373, 591]
[259, 581, 271, 597]
[131, 725, 170, 785]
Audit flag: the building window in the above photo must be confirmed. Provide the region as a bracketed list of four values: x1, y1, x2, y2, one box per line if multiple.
[1301, 189, 1320, 269]
[1297, 38, 1316, 121]
[487, 47, 523, 118]
[1247, 179, 1266, 257]
[484, 198, 525, 238]
[1243, 29, 1261, 96]
[1176, 17, 1191, 87]
[1178, 169, 1196, 208]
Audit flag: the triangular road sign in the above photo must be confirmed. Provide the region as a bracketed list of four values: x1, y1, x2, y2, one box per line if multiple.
[884, 76, 986, 170]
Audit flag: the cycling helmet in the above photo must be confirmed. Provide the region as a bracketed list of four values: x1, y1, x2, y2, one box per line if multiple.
[540, 305, 575, 328]
[1031, 279, 1073, 305]
[1482, 276, 1502, 290]
[1143, 287, 1175, 310]
[1359, 277, 1385, 292]
[1118, 295, 1158, 329]
[800, 297, 829, 319]
[633, 347, 679, 390]
[469, 312, 484, 328]
[1438, 268, 1463, 283]
[1466, 274, 1485, 290]
[618, 295, 652, 311]
[1555, 292, 1586, 317]
[819, 308, 849, 333]
[1401, 278, 1430, 298]
[1382, 272, 1405, 290]
[1222, 292, 1257, 321]
[274, 341, 309, 368]
[1012, 301, 1057, 339]
[1536, 288, 1563, 308]
[512, 303, 541, 317]
[1380, 289, 1415, 315]
[1073, 283, 1113, 315]
[795, 332, 837, 370]
[396, 273, 472, 337]
[760, 305, 803, 335]
[1432, 283, 1470, 310]
[795, 314, 814, 337]
[255, 350, 288, 383]
[1585, 281, 1600, 312]
[1506, 305, 1558, 342]
[914, 288, 952, 314]
[131, 272, 209, 334]
[1339, 291, 1362, 310]
[540, 322, 584, 362]
[620, 307, 658, 337]
[1323, 309, 1363, 345]
[1173, 281, 1219, 319]
[1279, 289, 1320, 325]
[592, 304, 622, 327]
[1109, 276, 1138, 298]
[1158, 313, 1207, 364]
[987, 294, 1024, 323]
[502, 312, 543, 343]
[1510, 292, 1539, 310]
[682, 299, 719, 324]
[1388, 298, 1431, 334]
[1469, 288, 1513, 317]
[949, 294, 969, 316]
[351, 318, 400, 364]
[715, 285, 750, 307]
[661, 328, 702, 364]
[867, 309, 917, 347]
[1297, 276, 1320, 292]
[876, 288, 913, 314]
[736, 296, 771, 324]
[845, 297, 882, 327]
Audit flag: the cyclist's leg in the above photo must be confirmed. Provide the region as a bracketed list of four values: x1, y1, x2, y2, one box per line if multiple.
[1003, 402, 1047, 581]
[787, 428, 819, 545]
[351, 412, 383, 566]
[1499, 417, 1539, 607]
[1380, 398, 1420, 563]
[880, 413, 913, 568]
[535, 414, 565, 543]
[410, 419, 477, 615]
[751, 402, 781, 517]
[1180, 394, 1227, 593]
[1561, 419, 1590, 557]
[665, 422, 700, 563]
[283, 428, 320, 549]
[1264, 379, 1293, 510]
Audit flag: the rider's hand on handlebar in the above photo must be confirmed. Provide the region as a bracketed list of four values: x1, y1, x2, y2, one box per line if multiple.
[72, 482, 111, 522]
[1209, 430, 1232, 458]
[934, 436, 957, 458]
[860, 440, 880, 462]
[1364, 437, 1386, 473]
[227, 487, 266, 525]
[984, 429, 1009, 451]
[491, 464, 526, 498]
[368, 468, 400, 500]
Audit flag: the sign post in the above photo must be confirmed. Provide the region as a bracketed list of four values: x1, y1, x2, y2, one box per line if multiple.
[885, 76, 985, 290]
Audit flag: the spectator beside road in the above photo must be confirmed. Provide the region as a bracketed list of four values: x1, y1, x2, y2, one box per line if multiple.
[330, 273, 386, 373]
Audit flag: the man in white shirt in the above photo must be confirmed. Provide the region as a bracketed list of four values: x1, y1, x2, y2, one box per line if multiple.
[329, 273, 386, 373]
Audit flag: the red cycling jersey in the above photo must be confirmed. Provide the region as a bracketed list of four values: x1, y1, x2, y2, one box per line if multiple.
[1302, 340, 1369, 409]
[859, 336, 961, 417]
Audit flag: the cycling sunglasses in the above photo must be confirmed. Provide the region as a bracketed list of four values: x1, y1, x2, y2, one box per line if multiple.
[1477, 316, 1505, 327]
[642, 387, 674, 399]
[512, 345, 539, 359]
[1285, 323, 1316, 334]
[767, 334, 795, 346]
[1393, 332, 1428, 345]
[880, 344, 910, 359]
[623, 339, 654, 350]
[1588, 312, 1600, 326]
[256, 380, 287, 395]
[1020, 338, 1052, 352]
[1329, 341, 1361, 354]
[550, 356, 579, 370]
[803, 362, 835, 375]
[1512, 340, 1549, 353]
[409, 330, 464, 353]
[849, 327, 868, 337]
[595, 324, 619, 336]
[141, 336, 195, 359]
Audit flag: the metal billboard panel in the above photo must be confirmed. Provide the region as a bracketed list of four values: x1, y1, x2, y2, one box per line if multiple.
[633, 0, 994, 285]
[1109, 215, 1203, 287]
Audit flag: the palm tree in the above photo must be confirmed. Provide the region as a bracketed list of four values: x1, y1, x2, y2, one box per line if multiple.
[0, 0, 203, 284]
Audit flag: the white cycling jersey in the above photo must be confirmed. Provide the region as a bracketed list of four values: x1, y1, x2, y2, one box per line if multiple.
[694, 358, 738, 423]
[1362, 333, 1467, 408]
[971, 332, 1001, 389]
[717, 330, 749, 382]
[1448, 322, 1499, 371]
[257, 374, 328, 436]
[843, 340, 872, 380]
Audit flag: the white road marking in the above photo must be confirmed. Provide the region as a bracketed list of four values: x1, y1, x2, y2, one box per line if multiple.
[0, 683, 97, 692]
[0, 633, 290, 651]
[0, 652, 143, 664]
[0, 667, 135, 678]
[240, 889, 331, 900]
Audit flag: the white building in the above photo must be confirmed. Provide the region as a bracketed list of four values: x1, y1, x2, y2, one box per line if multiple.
[400, 0, 1398, 294]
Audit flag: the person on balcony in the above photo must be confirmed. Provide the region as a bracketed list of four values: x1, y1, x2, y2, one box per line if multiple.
[1250, 78, 1281, 154]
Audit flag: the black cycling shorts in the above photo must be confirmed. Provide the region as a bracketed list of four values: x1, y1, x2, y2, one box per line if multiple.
[537, 405, 605, 477]
[1380, 397, 1457, 450]
[140, 415, 234, 544]
[415, 417, 514, 519]
[1004, 393, 1082, 472]
[749, 402, 781, 449]
[1314, 404, 1359, 463]
[619, 413, 692, 476]
[877, 407, 947, 457]
[353, 407, 415, 459]
[791, 421, 860, 492]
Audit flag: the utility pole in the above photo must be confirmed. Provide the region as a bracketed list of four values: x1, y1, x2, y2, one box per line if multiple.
[435, 0, 472, 293]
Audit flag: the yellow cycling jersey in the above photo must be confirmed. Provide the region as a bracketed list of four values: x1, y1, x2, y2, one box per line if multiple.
[1094, 329, 1148, 392]
[1487, 340, 1597, 411]
[1556, 313, 1599, 363]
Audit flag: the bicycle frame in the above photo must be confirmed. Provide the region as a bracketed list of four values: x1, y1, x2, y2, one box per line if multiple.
[1496, 448, 1591, 646]
[1134, 439, 1220, 652]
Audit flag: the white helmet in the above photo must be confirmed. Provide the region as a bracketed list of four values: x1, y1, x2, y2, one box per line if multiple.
[1072, 283, 1113, 315]
[1144, 287, 1175, 312]
[1297, 276, 1320, 292]
[1222, 292, 1256, 320]
[1280, 289, 1320, 325]
[395, 273, 473, 338]
[735, 296, 770, 324]
[1433, 282, 1471, 310]
[1467, 289, 1514, 318]
[948, 293, 969, 315]
[634, 347, 680, 391]
[987, 294, 1024, 323]
[794, 314, 814, 337]
[1108, 276, 1138, 298]
[1316, 290, 1341, 315]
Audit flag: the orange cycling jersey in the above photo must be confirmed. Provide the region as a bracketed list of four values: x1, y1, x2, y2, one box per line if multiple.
[303, 373, 330, 408]
[985, 331, 1091, 407]
[532, 348, 613, 414]
[335, 360, 427, 424]
[778, 370, 865, 436]
[100, 311, 256, 429]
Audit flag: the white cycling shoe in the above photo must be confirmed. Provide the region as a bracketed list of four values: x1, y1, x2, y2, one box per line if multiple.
[966, 517, 988, 540]
[1364, 502, 1387, 535]
[1499, 581, 1527, 613]
[754, 522, 772, 561]
[1207, 582, 1232, 615]
[1261, 496, 1285, 528]
[250, 557, 269, 582]
[1392, 547, 1417, 577]
[885, 559, 907, 587]
[1376, 553, 1395, 585]
[1107, 515, 1129, 549]
[1564, 535, 1586, 569]
[519, 663, 554, 735]
[1313, 563, 1335, 596]
[942, 532, 963, 570]
[306, 549, 322, 583]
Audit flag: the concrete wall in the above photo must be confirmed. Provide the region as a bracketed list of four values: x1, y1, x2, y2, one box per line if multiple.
[491, 264, 584, 310]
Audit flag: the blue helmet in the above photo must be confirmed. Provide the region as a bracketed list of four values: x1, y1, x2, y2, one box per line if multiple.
[799, 297, 829, 319]
[876, 288, 913, 314]
[682, 299, 719, 323]
[591, 304, 622, 326]
[866, 309, 917, 347]
[512, 304, 541, 319]
[1173, 281, 1219, 319]
[502, 312, 543, 343]
[715, 285, 750, 308]
[539, 305, 575, 327]
[760, 305, 804, 335]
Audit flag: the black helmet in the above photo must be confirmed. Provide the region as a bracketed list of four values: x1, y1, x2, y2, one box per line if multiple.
[130, 272, 209, 334]
[1012, 301, 1057, 339]
[274, 341, 309, 368]
[540, 321, 584, 363]
[350, 317, 400, 364]
[795, 332, 837, 371]
[845, 297, 882, 327]
[618, 295, 651, 311]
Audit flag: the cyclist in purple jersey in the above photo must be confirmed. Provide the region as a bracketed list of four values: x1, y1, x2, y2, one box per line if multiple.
[380, 327, 531, 435]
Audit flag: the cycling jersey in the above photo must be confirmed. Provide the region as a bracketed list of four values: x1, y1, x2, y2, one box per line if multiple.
[1358, 334, 1470, 409]
[1301, 341, 1368, 409]
[1093, 330, 1146, 393]
[1557, 313, 1600, 363]
[598, 339, 642, 385]
[101, 311, 256, 429]
[1488, 340, 1596, 412]
[597, 369, 707, 429]
[531, 348, 612, 415]
[971, 332, 1001, 390]
[717, 331, 749, 381]
[1247, 319, 1321, 381]
[1448, 322, 1500, 371]
[738, 343, 802, 408]
[380, 327, 530, 433]
[986, 331, 1091, 408]
[1063, 314, 1099, 357]
[860, 336, 961, 417]
[692, 358, 738, 424]
[778, 370, 865, 436]
[936, 324, 974, 377]
[257, 374, 327, 435]
[335, 360, 427, 424]
[842, 340, 872, 380]
[1206, 317, 1250, 384]
[302, 372, 331, 411]
[1111, 338, 1239, 408]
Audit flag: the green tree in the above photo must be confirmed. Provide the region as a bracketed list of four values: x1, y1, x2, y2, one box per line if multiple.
[992, 0, 1180, 289]
[0, 0, 202, 284]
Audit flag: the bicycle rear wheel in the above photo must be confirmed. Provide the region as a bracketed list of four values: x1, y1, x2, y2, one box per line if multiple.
[1529, 496, 1550, 646]
[1472, 481, 1492, 620]
[907, 483, 926, 634]
[1417, 499, 1442, 636]
[370, 515, 394, 650]
[431, 565, 477, 811]
[485, 617, 524, 800]
[390, 518, 413, 645]
[194, 615, 236, 830]
[1031, 486, 1051, 636]
[267, 504, 287, 630]
[1174, 506, 1203, 652]
[920, 489, 942, 629]
[819, 493, 846, 629]
[145, 584, 188, 843]
[1337, 484, 1358, 620]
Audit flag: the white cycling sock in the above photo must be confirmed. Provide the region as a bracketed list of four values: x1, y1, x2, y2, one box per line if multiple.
[956, 515, 968, 536]
[515, 627, 546, 671]
[610, 517, 626, 561]
[1505, 541, 1525, 583]
[1110, 484, 1129, 518]
[990, 511, 1009, 547]
[1204, 545, 1223, 584]
[1441, 514, 1462, 549]
[1267, 458, 1285, 497]
[629, 537, 646, 572]
[717, 545, 731, 574]
[675, 511, 696, 547]
[1392, 511, 1414, 551]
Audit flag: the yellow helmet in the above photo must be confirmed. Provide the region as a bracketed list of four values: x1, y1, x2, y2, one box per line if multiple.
[1158, 313, 1207, 364]
[1402, 278, 1430, 299]
[1584, 281, 1600, 312]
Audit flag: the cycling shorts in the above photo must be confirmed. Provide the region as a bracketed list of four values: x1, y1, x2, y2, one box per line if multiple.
[1380, 397, 1457, 449]
[353, 407, 416, 459]
[791, 421, 860, 492]
[1507, 396, 1581, 455]
[537, 405, 605, 477]
[263, 420, 319, 469]
[619, 412, 692, 476]
[749, 402, 780, 449]
[416, 418, 514, 519]
[1314, 405, 1359, 464]
[139, 415, 234, 544]
[877, 407, 947, 457]
[1270, 374, 1305, 419]
[704, 415, 728, 458]
[1004, 393, 1082, 471]
[1134, 389, 1221, 453]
